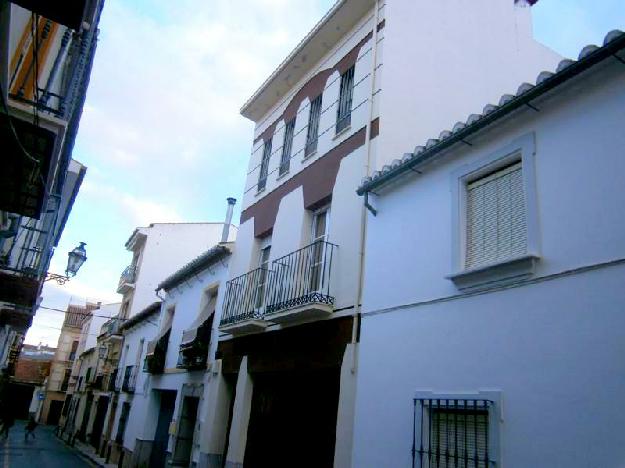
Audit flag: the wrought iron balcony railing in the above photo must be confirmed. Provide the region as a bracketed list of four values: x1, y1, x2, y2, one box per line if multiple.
[100, 317, 122, 336]
[220, 267, 275, 326]
[265, 240, 337, 315]
[121, 365, 136, 393]
[117, 265, 137, 293]
[220, 241, 337, 329]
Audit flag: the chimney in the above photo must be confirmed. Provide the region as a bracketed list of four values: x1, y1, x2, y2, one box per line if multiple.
[221, 197, 236, 243]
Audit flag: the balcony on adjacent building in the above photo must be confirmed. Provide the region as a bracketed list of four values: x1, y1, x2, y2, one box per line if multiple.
[117, 265, 137, 294]
[100, 317, 122, 337]
[220, 241, 337, 334]
[121, 365, 136, 393]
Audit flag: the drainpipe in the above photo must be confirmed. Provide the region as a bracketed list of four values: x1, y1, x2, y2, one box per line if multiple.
[352, 0, 381, 345]
[220, 197, 236, 243]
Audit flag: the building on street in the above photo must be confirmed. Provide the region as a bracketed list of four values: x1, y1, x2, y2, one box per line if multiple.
[208, 0, 559, 466]
[0, 0, 105, 364]
[353, 29, 625, 468]
[41, 302, 96, 426]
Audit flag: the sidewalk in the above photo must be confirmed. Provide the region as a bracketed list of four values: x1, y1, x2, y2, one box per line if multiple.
[66, 436, 117, 468]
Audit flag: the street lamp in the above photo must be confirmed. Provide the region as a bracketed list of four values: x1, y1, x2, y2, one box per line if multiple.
[45, 242, 87, 284]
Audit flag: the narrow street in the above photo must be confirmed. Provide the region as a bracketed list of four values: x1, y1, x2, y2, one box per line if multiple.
[0, 421, 93, 467]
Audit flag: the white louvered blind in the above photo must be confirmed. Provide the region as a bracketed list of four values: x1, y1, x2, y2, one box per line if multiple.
[465, 161, 526, 269]
[431, 410, 489, 468]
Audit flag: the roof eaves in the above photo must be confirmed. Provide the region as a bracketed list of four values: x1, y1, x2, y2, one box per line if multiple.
[157, 244, 231, 292]
[240, 0, 346, 118]
[357, 29, 625, 195]
[119, 301, 161, 331]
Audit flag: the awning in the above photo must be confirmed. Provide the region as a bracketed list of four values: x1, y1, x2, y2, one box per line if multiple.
[180, 293, 216, 348]
[146, 311, 174, 357]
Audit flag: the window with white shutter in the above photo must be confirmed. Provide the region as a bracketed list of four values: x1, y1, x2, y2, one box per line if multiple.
[413, 398, 496, 468]
[465, 161, 526, 269]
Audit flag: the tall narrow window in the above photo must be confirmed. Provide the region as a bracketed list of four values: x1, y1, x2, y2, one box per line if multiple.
[336, 66, 355, 133]
[305, 94, 322, 157]
[255, 245, 271, 309]
[258, 139, 272, 192]
[280, 118, 295, 176]
[310, 208, 329, 291]
[465, 161, 526, 269]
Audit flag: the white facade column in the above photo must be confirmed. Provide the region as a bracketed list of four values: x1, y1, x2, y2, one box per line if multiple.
[198, 360, 233, 468]
[224, 357, 253, 468]
[334, 343, 358, 468]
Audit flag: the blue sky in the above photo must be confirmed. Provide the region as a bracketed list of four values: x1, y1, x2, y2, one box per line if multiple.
[25, 0, 625, 345]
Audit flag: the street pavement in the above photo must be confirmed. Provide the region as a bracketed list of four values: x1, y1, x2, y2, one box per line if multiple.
[0, 420, 94, 467]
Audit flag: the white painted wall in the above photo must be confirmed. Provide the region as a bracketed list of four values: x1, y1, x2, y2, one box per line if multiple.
[114, 317, 159, 450]
[122, 223, 236, 318]
[240, 7, 381, 214]
[353, 60, 625, 467]
[120, 248, 232, 463]
[378, 0, 561, 166]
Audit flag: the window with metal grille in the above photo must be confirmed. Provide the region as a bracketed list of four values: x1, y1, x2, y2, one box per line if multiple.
[258, 139, 272, 191]
[413, 398, 495, 468]
[336, 66, 355, 133]
[305, 94, 322, 157]
[465, 161, 526, 269]
[280, 118, 295, 176]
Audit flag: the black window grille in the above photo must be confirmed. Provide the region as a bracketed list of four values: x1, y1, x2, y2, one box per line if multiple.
[305, 94, 322, 157]
[413, 398, 495, 468]
[258, 139, 272, 191]
[336, 66, 355, 133]
[280, 118, 295, 176]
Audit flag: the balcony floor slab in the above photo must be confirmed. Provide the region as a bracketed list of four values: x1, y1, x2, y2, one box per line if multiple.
[220, 319, 268, 336]
[266, 302, 333, 325]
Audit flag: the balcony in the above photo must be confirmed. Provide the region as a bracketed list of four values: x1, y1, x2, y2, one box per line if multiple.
[219, 267, 274, 335]
[86, 375, 104, 390]
[117, 265, 137, 294]
[220, 241, 337, 334]
[107, 369, 119, 392]
[121, 365, 136, 393]
[100, 317, 122, 337]
[144, 329, 170, 374]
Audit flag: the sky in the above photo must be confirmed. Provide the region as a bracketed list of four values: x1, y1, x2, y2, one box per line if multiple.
[25, 0, 625, 346]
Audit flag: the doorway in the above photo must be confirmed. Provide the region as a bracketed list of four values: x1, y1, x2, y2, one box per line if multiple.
[172, 396, 200, 465]
[244, 368, 340, 468]
[150, 390, 176, 468]
[90, 396, 109, 450]
[47, 400, 63, 425]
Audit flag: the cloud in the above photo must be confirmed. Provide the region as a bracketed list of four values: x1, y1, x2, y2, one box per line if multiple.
[80, 180, 183, 226]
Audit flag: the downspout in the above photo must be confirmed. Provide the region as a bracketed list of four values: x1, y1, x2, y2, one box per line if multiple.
[352, 0, 381, 345]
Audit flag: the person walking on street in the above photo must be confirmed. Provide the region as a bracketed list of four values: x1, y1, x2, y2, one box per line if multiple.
[24, 415, 38, 441]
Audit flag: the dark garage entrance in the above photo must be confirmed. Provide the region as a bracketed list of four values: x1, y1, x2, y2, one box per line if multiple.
[244, 368, 340, 468]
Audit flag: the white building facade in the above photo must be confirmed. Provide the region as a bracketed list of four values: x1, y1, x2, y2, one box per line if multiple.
[212, 1, 560, 467]
[117, 222, 237, 320]
[353, 31, 625, 468]
[116, 244, 233, 468]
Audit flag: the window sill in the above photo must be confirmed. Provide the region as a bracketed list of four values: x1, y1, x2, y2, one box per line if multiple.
[276, 170, 290, 181]
[446, 254, 540, 291]
[255, 187, 266, 197]
[333, 125, 351, 140]
[302, 150, 317, 162]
